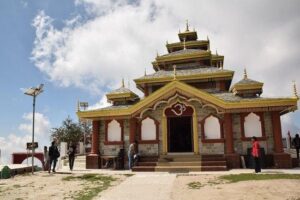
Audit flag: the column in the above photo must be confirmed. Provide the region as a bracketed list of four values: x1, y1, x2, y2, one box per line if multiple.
[224, 113, 234, 154]
[129, 118, 137, 144]
[91, 120, 100, 154]
[86, 120, 100, 169]
[193, 112, 199, 154]
[271, 111, 284, 153]
[162, 115, 167, 154]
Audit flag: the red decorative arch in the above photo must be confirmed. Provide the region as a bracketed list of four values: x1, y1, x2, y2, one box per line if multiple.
[165, 102, 194, 117]
[12, 152, 45, 169]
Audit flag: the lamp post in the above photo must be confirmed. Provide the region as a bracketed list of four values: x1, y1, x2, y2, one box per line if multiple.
[24, 84, 44, 174]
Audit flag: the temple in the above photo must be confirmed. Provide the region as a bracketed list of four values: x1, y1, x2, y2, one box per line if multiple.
[77, 22, 299, 171]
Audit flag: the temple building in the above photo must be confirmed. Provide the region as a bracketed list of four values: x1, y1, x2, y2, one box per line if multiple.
[77, 23, 299, 171]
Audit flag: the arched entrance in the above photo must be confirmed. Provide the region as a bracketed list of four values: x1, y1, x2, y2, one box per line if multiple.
[12, 152, 45, 169]
[162, 101, 199, 154]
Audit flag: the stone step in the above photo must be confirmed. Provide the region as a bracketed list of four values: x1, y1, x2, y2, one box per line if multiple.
[132, 166, 155, 172]
[137, 162, 157, 167]
[158, 157, 202, 162]
[201, 166, 228, 171]
[155, 166, 202, 172]
[201, 161, 227, 166]
[157, 161, 202, 166]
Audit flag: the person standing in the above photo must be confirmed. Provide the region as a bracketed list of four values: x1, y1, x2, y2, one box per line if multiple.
[48, 141, 60, 173]
[68, 143, 76, 171]
[251, 136, 261, 173]
[292, 134, 300, 159]
[128, 141, 136, 169]
[43, 146, 50, 171]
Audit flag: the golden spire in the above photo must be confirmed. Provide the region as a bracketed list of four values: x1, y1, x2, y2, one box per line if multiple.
[186, 19, 189, 31]
[128, 79, 130, 89]
[166, 40, 169, 45]
[207, 36, 210, 51]
[216, 50, 218, 56]
[122, 78, 125, 87]
[244, 69, 248, 79]
[183, 38, 186, 50]
[207, 35, 209, 41]
[293, 81, 298, 98]
[173, 65, 177, 80]
[179, 29, 181, 33]
[156, 50, 159, 58]
[144, 68, 147, 76]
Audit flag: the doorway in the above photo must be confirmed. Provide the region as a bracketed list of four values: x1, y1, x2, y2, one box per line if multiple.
[168, 116, 193, 152]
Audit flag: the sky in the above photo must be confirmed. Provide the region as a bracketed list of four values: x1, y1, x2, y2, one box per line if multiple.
[0, 0, 300, 164]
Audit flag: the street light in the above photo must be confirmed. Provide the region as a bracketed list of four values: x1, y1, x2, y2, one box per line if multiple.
[24, 84, 44, 174]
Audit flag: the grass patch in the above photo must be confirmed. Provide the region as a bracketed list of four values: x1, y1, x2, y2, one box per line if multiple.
[13, 184, 21, 188]
[123, 174, 134, 177]
[220, 173, 300, 183]
[63, 174, 117, 200]
[188, 181, 203, 189]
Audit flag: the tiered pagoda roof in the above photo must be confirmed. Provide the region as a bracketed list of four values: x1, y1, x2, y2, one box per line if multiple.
[77, 23, 298, 119]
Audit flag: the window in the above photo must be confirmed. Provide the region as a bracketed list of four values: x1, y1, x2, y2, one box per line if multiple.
[141, 117, 156, 140]
[244, 113, 262, 138]
[107, 120, 122, 142]
[204, 116, 221, 139]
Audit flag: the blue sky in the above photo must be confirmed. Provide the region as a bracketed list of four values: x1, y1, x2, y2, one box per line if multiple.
[0, 0, 299, 164]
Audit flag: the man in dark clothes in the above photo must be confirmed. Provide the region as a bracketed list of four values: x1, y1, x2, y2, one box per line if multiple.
[48, 141, 60, 173]
[292, 134, 300, 159]
[68, 143, 76, 171]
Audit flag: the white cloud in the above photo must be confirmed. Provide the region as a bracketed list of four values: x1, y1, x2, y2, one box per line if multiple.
[0, 113, 51, 165]
[87, 95, 111, 110]
[30, 1, 300, 135]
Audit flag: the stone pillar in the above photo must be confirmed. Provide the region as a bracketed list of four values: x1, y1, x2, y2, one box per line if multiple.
[224, 113, 234, 154]
[271, 111, 292, 168]
[86, 120, 100, 169]
[224, 113, 240, 168]
[129, 118, 137, 144]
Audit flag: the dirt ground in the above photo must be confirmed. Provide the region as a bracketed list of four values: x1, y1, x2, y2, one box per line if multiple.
[171, 174, 300, 200]
[0, 171, 125, 200]
[1, 172, 300, 200]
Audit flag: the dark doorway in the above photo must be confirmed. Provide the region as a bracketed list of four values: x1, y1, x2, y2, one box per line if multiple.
[168, 116, 193, 152]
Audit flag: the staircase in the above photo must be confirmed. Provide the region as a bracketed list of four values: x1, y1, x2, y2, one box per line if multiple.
[61, 155, 86, 170]
[132, 156, 157, 172]
[132, 154, 227, 172]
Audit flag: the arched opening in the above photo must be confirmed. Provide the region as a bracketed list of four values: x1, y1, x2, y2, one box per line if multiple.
[107, 120, 122, 142]
[244, 113, 262, 138]
[141, 117, 156, 141]
[204, 116, 221, 139]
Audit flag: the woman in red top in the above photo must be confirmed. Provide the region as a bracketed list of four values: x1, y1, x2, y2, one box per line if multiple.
[252, 136, 261, 173]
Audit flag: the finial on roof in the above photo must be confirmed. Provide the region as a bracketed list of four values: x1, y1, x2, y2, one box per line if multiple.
[183, 38, 186, 50]
[144, 68, 147, 76]
[293, 81, 298, 98]
[122, 78, 125, 87]
[166, 40, 169, 45]
[186, 19, 189, 31]
[179, 29, 181, 33]
[221, 62, 224, 70]
[77, 100, 80, 112]
[216, 50, 218, 56]
[207, 35, 209, 41]
[193, 27, 195, 32]
[173, 65, 177, 80]
[244, 69, 248, 79]
[128, 79, 130, 89]
[156, 50, 159, 58]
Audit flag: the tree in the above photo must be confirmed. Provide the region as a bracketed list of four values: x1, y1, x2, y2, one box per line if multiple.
[51, 117, 83, 145]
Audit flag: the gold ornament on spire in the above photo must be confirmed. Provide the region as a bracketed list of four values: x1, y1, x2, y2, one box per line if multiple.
[122, 78, 125, 87]
[144, 68, 147, 76]
[216, 50, 218, 56]
[293, 81, 298, 98]
[207, 36, 209, 41]
[244, 69, 248, 79]
[77, 100, 80, 112]
[156, 50, 159, 58]
[186, 19, 189, 31]
[173, 65, 177, 80]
